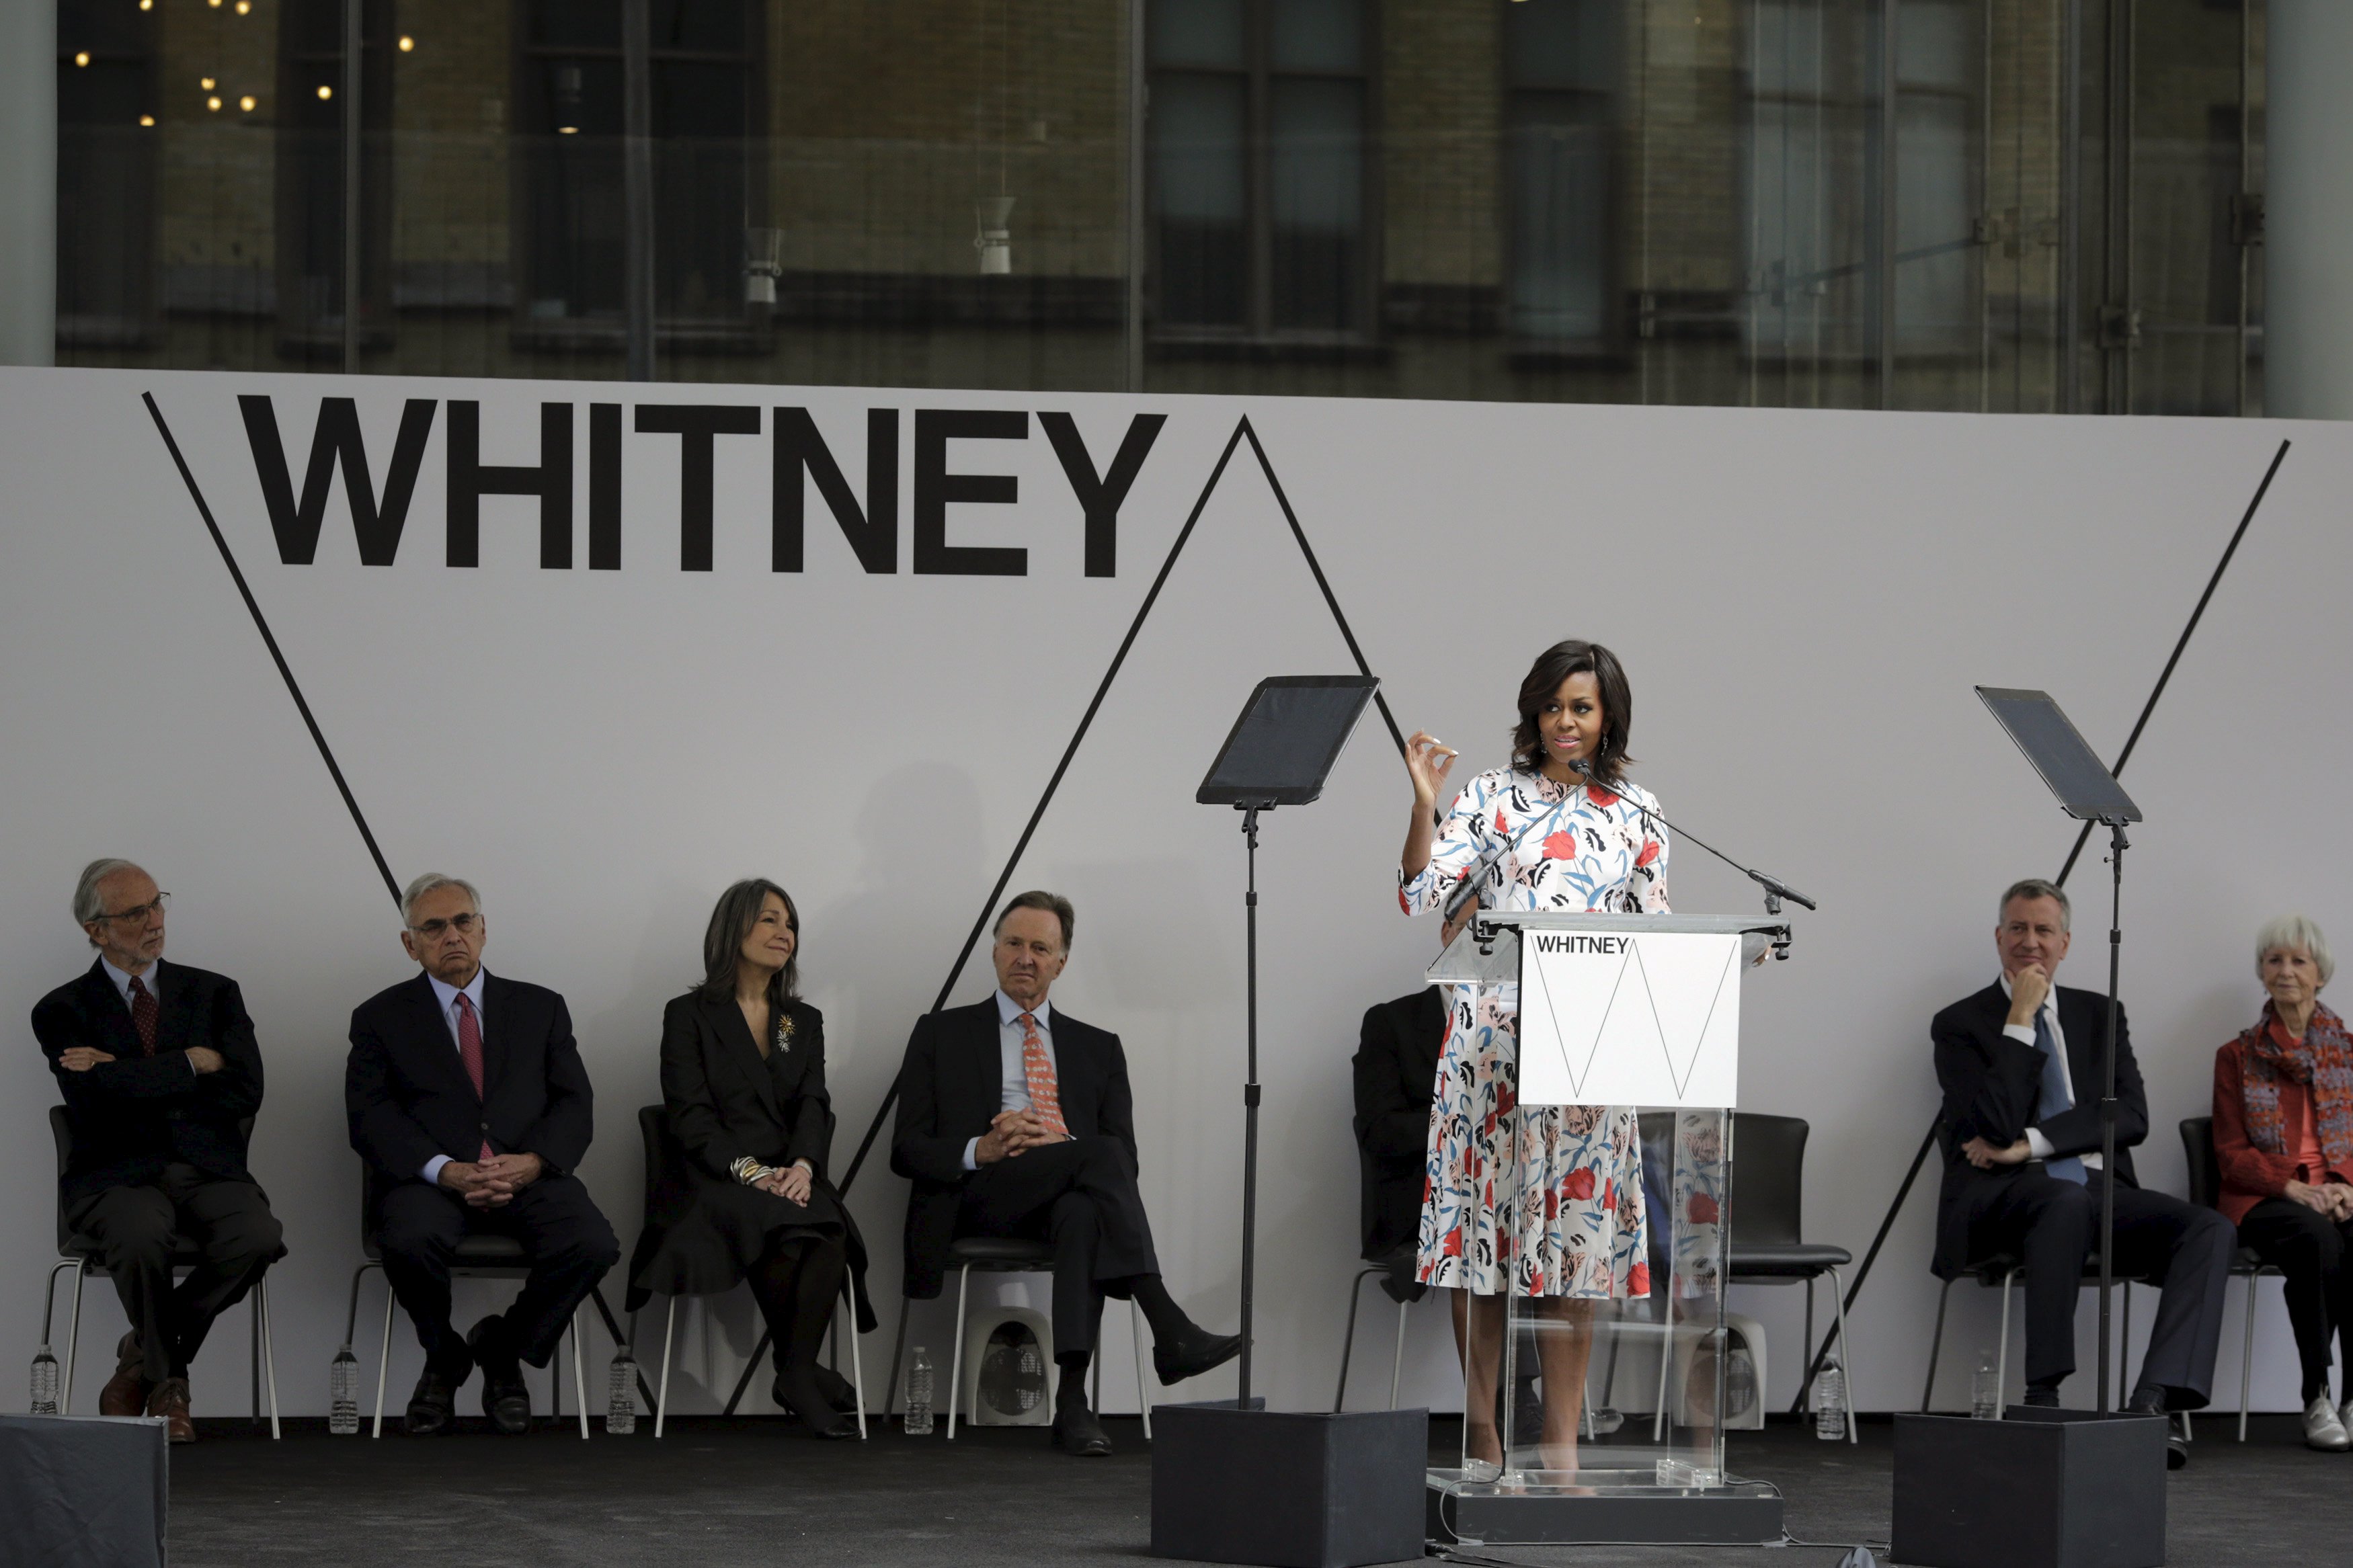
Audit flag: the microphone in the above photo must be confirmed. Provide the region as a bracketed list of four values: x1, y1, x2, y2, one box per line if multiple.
[1571, 756, 1818, 915]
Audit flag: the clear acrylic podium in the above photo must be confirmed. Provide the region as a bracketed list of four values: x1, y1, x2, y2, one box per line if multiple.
[1421, 911, 1792, 1546]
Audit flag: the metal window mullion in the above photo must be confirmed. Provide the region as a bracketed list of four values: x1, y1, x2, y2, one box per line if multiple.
[1247, 7, 1273, 342]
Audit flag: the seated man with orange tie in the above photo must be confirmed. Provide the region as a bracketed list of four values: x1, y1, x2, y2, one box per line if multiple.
[345, 873, 619, 1436]
[891, 891, 1240, 1457]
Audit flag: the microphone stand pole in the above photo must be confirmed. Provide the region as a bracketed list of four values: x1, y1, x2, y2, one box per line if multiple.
[1235, 802, 1265, 1409]
[2096, 817, 2126, 1411]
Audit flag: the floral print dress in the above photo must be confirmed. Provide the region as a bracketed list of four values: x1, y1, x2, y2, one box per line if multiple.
[1399, 766, 1669, 1298]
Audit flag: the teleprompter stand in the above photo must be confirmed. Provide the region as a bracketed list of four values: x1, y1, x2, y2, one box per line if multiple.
[1152, 675, 1429, 1568]
[1888, 689, 2165, 1568]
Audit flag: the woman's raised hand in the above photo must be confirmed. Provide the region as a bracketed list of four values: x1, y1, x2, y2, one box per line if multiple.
[1406, 731, 1460, 807]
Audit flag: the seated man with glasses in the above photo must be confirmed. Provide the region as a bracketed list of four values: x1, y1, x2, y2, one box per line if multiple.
[31, 859, 285, 1442]
[346, 872, 619, 1436]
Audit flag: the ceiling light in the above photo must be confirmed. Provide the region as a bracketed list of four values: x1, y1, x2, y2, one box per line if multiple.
[558, 125, 577, 134]
[200, 77, 216, 90]
[399, 36, 415, 52]
[207, 95, 222, 111]
[240, 95, 256, 112]
[317, 85, 333, 100]
[235, 0, 251, 11]
[75, 52, 90, 67]
[139, 114, 155, 126]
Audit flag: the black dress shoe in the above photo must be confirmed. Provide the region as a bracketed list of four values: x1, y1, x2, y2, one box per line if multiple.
[1153, 1325, 1243, 1387]
[405, 1366, 463, 1436]
[2126, 1387, 2190, 1469]
[469, 1319, 532, 1436]
[773, 1368, 859, 1439]
[1051, 1401, 1113, 1457]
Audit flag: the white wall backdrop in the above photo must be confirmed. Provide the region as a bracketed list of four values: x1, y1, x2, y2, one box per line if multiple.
[1, 366, 2344, 1423]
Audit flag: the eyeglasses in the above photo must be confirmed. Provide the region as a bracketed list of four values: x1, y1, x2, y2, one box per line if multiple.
[407, 912, 481, 939]
[93, 893, 169, 924]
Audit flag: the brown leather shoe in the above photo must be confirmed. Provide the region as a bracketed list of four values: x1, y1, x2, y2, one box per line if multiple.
[146, 1377, 194, 1443]
[99, 1333, 149, 1417]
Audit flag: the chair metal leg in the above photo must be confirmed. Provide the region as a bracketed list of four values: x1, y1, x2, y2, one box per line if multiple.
[1997, 1270, 2017, 1415]
[370, 1272, 394, 1439]
[842, 1282, 868, 1440]
[1130, 1299, 1150, 1440]
[1921, 1276, 1955, 1413]
[1652, 1309, 1674, 1442]
[1390, 1299, 1410, 1410]
[61, 1260, 86, 1416]
[654, 1296, 679, 1440]
[573, 1308, 590, 1440]
[885, 1293, 910, 1419]
[1825, 1266, 1856, 1446]
[1092, 1338, 1103, 1411]
[257, 1278, 281, 1439]
[251, 1287, 261, 1423]
[1334, 1266, 1378, 1412]
[947, 1264, 971, 1441]
[2239, 1273, 2258, 1443]
[2118, 1281, 2132, 1410]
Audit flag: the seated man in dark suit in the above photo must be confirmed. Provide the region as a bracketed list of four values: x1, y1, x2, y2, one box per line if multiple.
[346, 872, 619, 1436]
[32, 858, 284, 1443]
[1932, 877, 2231, 1462]
[1351, 981, 1443, 1303]
[892, 891, 1240, 1457]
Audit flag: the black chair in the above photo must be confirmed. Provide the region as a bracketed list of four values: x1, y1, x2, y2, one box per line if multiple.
[1917, 1120, 2165, 1415]
[36, 1106, 281, 1434]
[2180, 1114, 2281, 1442]
[340, 1158, 588, 1438]
[1725, 1112, 1857, 1444]
[1332, 1128, 1427, 1413]
[884, 1236, 1150, 1440]
[632, 1105, 868, 1438]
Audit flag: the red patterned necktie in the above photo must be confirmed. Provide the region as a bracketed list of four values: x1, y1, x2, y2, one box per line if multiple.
[1019, 1012, 1069, 1141]
[128, 976, 158, 1057]
[455, 993, 493, 1159]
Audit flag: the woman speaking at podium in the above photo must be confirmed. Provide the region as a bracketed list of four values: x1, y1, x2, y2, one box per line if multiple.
[1398, 638, 1667, 1476]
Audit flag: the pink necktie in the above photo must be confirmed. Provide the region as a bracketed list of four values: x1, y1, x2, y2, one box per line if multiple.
[1019, 1013, 1069, 1141]
[455, 993, 493, 1160]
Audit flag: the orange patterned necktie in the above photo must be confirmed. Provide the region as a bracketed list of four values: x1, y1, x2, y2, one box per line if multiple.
[1018, 1012, 1069, 1141]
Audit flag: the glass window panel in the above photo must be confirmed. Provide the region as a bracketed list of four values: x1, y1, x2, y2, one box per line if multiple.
[1506, 0, 1614, 94]
[1271, 0, 1362, 73]
[1897, 0, 1974, 93]
[1749, 0, 1826, 99]
[1269, 76, 1364, 330]
[530, 0, 623, 51]
[653, 0, 747, 53]
[1896, 93, 1973, 349]
[57, 0, 150, 56]
[1150, 0, 1247, 69]
[1152, 72, 1248, 327]
[1509, 93, 1609, 340]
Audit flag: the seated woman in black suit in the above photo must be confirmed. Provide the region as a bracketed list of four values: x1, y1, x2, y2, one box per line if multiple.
[627, 879, 871, 1438]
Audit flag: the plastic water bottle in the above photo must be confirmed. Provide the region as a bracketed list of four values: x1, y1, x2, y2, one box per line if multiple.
[606, 1348, 638, 1435]
[904, 1347, 934, 1435]
[328, 1346, 360, 1434]
[30, 1346, 59, 1416]
[1970, 1352, 2000, 1419]
[1813, 1354, 1847, 1441]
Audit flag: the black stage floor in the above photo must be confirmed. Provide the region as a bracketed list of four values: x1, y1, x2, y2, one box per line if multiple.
[167, 1412, 2337, 1567]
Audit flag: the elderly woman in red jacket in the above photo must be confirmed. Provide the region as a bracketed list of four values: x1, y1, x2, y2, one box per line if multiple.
[2214, 913, 2353, 1452]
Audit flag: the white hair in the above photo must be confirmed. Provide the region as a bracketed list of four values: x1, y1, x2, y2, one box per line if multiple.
[73, 858, 145, 926]
[2256, 913, 2334, 986]
[400, 872, 482, 927]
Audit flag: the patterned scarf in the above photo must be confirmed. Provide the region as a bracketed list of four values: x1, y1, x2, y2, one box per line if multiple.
[2237, 1001, 2353, 1175]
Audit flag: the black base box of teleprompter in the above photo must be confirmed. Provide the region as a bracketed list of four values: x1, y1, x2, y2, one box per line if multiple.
[1891, 1409, 2167, 1568]
[1150, 1403, 1429, 1568]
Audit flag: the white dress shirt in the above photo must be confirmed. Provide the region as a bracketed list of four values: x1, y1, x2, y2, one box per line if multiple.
[98, 956, 195, 1081]
[1997, 971, 2102, 1171]
[420, 968, 489, 1185]
[961, 990, 1061, 1171]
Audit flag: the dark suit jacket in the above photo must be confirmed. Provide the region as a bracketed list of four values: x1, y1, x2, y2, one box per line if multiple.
[889, 996, 1136, 1299]
[1930, 979, 2147, 1277]
[1351, 987, 1444, 1262]
[33, 958, 266, 1208]
[345, 971, 596, 1206]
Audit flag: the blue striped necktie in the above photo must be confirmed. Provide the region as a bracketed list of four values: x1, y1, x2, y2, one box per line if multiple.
[2032, 1009, 2087, 1185]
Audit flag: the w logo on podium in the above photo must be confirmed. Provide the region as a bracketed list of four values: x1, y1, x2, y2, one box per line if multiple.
[1518, 932, 1743, 1108]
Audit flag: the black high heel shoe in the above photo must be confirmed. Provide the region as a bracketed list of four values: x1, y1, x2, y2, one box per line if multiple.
[774, 1368, 859, 1439]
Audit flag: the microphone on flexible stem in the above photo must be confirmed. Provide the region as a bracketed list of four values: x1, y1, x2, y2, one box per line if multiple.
[1562, 757, 1817, 931]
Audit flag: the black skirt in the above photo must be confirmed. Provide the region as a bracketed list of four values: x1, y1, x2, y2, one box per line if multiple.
[625, 1167, 875, 1329]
